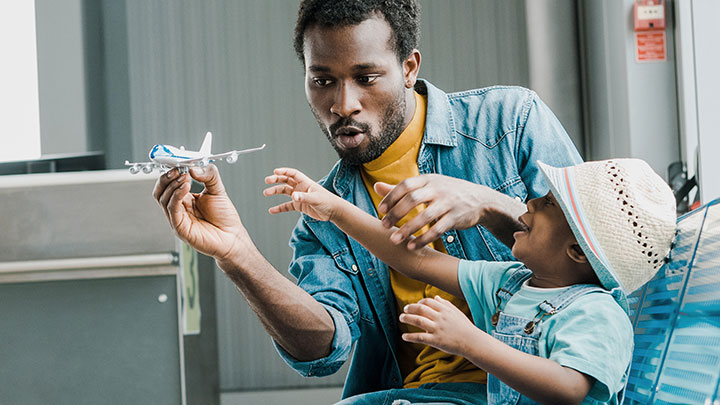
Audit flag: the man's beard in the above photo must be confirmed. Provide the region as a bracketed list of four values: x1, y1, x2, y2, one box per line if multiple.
[311, 89, 407, 166]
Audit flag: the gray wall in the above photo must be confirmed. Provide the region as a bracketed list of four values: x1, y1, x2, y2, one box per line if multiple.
[578, 0, 680, 177]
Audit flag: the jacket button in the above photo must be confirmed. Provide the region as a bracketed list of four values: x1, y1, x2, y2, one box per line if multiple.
[446, 235, 455, 243]
[351, 264, 358, 272]
[368, 268, 374, 275]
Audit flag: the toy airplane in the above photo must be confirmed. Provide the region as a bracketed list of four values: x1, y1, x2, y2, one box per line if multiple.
[124, 132, 265, 174]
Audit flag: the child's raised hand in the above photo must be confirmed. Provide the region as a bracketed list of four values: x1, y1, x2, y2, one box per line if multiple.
[399, 295, 485, 357]
[264, 167, 338, 221]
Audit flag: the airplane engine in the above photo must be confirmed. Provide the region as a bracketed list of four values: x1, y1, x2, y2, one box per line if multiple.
[198, 159, 209, 168]
[129, 165, 140, 175]
[142, 165, 153, 174]
[226, 152, 238, 164]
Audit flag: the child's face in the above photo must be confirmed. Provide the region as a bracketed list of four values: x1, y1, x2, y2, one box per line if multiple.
[512, 191, 576, 272]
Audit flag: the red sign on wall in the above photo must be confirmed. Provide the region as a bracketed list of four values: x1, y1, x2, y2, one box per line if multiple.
[636, 31, 666, 62]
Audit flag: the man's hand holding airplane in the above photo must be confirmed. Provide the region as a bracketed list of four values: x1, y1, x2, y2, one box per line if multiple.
[153, 165, 254, 264]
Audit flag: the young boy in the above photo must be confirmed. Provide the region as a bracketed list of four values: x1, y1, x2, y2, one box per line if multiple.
[264, 159, 677, 404]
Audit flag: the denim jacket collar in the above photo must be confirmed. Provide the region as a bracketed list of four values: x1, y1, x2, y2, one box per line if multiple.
[416, 79, 457, 147]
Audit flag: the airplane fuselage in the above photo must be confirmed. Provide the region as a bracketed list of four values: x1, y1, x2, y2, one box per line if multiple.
[149, 144, 207, 167]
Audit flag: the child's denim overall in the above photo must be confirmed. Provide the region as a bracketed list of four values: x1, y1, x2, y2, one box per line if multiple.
[486, 269, 609, 405]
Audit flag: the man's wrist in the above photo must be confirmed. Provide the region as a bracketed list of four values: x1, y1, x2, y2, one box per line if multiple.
[215, 232, 262, 275]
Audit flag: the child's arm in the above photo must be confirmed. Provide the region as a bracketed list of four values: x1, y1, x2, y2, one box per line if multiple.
[401, 296, 594, 404]
[264, 168, 463, 297]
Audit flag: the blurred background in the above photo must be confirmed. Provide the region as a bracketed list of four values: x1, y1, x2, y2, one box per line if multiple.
[0, 0, 718, 404]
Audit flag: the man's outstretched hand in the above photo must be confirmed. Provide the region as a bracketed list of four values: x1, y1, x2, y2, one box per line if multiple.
[376, 174, 527, 250]
[153, 165, 249, 262]
[375, 174, 488, 249]
[264, 167, 340, 222]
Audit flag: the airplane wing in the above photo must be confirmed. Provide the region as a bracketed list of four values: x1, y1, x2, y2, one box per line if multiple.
[124, 160, 163, 174]
[169, 144, 266, 165]
[207, 144, 266, 163]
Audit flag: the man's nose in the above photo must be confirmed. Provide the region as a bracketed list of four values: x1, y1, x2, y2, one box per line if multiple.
[330, 83, 361, 118]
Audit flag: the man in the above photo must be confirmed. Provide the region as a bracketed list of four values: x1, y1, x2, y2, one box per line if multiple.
[154, 0, 581, 403]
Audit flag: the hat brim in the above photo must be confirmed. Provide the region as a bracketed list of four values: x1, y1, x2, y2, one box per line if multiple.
[537, 161, 629, 312]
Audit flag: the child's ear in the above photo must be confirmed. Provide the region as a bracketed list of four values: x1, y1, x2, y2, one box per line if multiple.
[566, 243, 588, 264]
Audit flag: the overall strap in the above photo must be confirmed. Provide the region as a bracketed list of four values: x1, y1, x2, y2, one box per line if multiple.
[524, 284, 608, 334]
[496, 268, 533, 307]
[538, 283, 608, 315]
[491, 268, 532, 326]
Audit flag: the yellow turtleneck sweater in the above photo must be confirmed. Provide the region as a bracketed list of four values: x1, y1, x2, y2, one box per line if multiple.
[361, 91, 487, 388]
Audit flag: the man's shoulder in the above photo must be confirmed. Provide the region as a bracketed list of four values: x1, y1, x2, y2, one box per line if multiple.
[447, 85, 536, 104]
[441, 85, 539, 146]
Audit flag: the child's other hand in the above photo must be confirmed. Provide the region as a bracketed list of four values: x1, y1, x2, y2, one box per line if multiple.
[264, 167, 337, 221]
[399, 295, 484, 357]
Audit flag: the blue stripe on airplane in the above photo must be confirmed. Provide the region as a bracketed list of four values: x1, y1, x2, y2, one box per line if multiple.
[150, 144, 192, 160]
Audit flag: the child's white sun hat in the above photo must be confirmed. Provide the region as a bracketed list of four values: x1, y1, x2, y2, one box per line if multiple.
[538, 159, 677, 310]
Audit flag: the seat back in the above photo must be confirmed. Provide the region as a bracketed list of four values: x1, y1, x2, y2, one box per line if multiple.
[625, 198, 720, 404]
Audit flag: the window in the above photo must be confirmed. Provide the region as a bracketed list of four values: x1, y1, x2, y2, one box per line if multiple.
[0, 2, 42, 162]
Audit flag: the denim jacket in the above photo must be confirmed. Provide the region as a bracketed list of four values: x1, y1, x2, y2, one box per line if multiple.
[274, 79, 582, 399]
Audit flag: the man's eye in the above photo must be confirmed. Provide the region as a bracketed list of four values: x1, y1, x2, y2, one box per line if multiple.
[545, 196, 554, 205]
[357, 75, 379, 84]
[312, 78, 332, 87]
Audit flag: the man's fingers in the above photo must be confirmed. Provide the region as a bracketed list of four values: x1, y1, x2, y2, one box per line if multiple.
[389, 205, 446, 245]
[158, 173, 190, 212]
[373, 181, 395, 198]
[406, 215, 453, 250]
[377, 176, 427, 215]
[167, 181, 192, 231]
[153, 168, 181, 202]
[381, 188, 433, 229]
[189, 164, 226, 196]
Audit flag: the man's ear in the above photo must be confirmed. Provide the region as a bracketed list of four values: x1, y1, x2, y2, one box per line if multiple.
[566, 243, 588, 264]
[403, 49, 421, 88]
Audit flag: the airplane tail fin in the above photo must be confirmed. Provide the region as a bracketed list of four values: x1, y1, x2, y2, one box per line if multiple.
[199, 132, 212, 155]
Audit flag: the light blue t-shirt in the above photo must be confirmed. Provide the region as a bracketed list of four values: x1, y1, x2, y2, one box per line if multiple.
[458, 259, 633, 404]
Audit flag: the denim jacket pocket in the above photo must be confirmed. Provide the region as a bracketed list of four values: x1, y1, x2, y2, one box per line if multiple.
[331, 247, 358, 275]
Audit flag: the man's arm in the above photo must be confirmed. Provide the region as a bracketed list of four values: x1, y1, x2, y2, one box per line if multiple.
[265, 168, 463, 297]
[154, 166, 334, 361]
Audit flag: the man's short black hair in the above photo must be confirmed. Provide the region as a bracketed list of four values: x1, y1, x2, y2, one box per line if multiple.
[294, 0, 421, 64]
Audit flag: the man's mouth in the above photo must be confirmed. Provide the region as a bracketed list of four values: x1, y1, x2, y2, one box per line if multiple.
[334, 126, 366, 148]
[335, 126, 363, 136]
